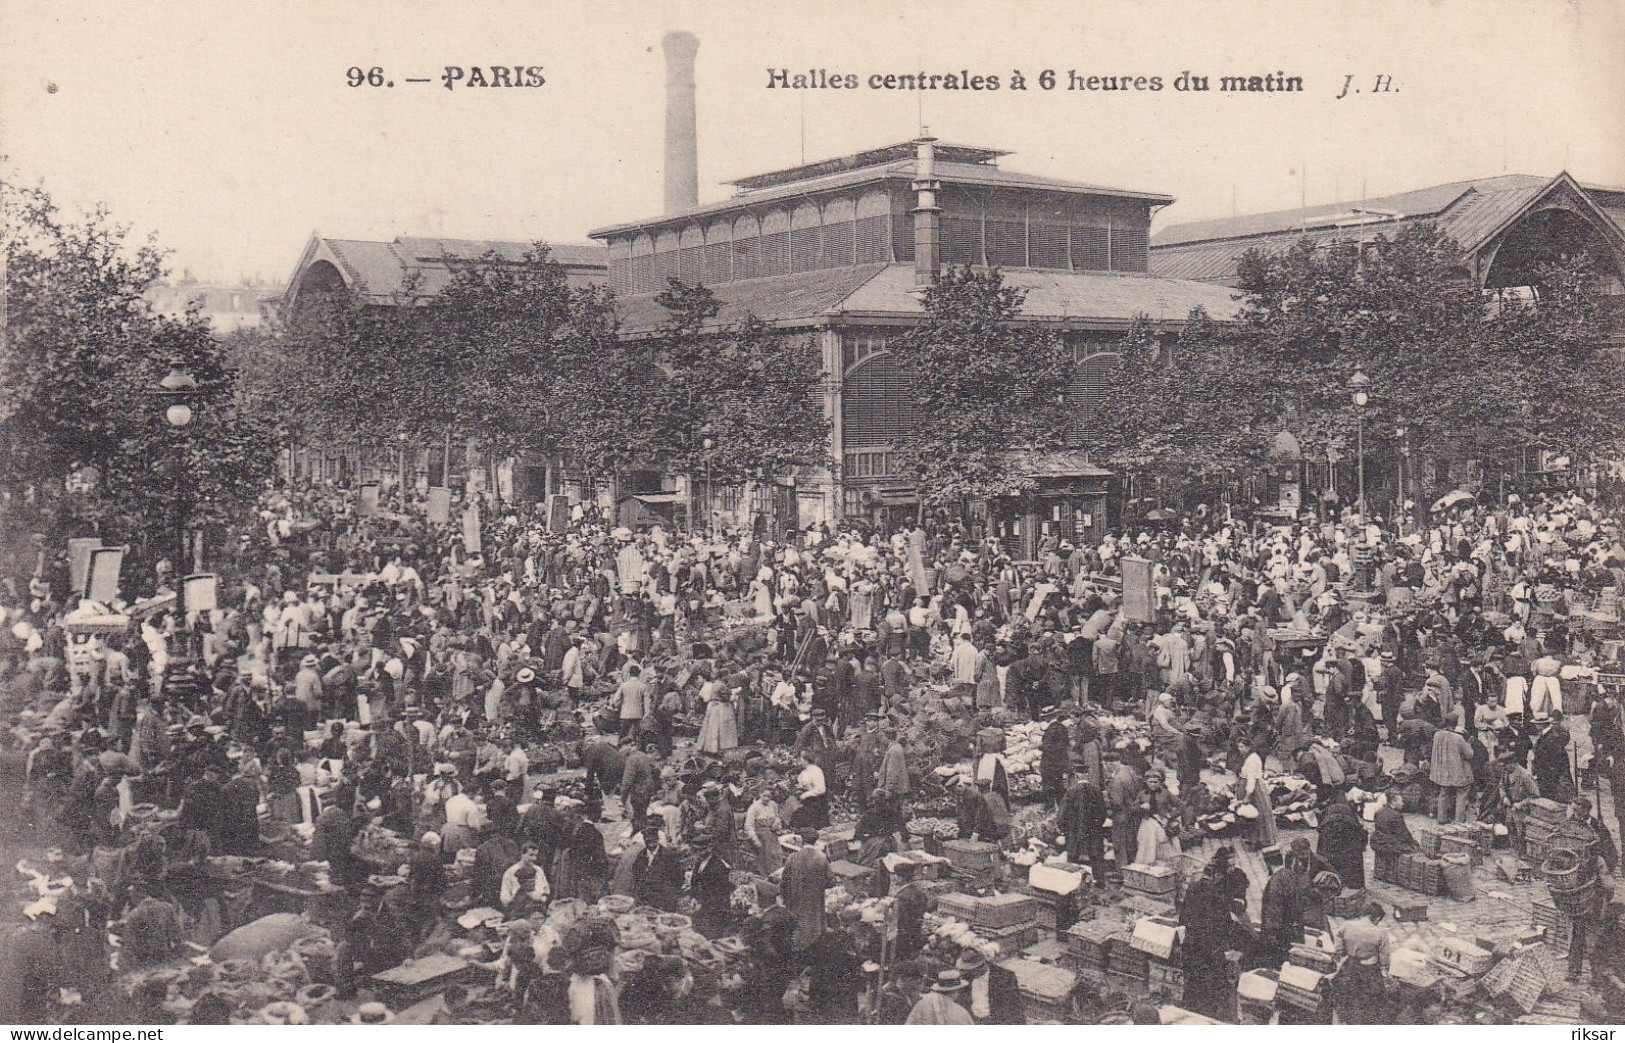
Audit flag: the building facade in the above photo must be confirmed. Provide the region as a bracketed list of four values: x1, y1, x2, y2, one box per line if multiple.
[590, 138, 1240, 547]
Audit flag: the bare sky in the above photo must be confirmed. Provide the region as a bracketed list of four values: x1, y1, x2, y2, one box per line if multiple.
[3, 0, 1621, 286]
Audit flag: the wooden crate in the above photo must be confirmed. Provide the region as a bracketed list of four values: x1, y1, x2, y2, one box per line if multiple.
[1107, 937, 1150, 980]
[976, 893, 1040, 929]
[1395, 901, 1429, 922]
[1128, 916, 1181, 960]
[1065, 920, 1123, 964]
[1436, 937, 1496, 976]
[1288, 945, 1338, 975]
[1147, 958, 1184, 994]
[937, 892, 981, 922]
[943, 838, 1001, 870]
[1275, 982, 1326, 1013]
[975, 920, 1040, 953]
[1440, 833, 1480, 865]
[952, 865, 998, 891]
[1122, 863, 1178, 895]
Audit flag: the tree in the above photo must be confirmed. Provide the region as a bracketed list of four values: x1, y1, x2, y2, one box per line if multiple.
[642, 280, 829, 486]
[243, 244, 621, 474]
[1089, 223, 1625, 506]
[1232, 224, 1625, 498]
[0, 175, 274, 586]
[1082, 310, 1277, 497]
[888, 267, 1074, 504]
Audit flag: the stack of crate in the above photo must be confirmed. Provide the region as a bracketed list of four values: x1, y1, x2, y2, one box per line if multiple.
[1439, 824, 1481, 865]
[1106, 936, 1150, 986]
[1018, 863, 1086, 933]
[1519, 798, 1569, 862]
[1273, 963, 1330, 1014]
[1121, 863, 1178, 901]
[972, 893, 1042, 952]
[1397, 853, 1446, 895]
[999, 958, 1078, 1024]
[1064, 920, 1122, 977]
[943, 838, 1001, 890]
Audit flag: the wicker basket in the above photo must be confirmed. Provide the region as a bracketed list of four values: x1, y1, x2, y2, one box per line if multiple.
[1541, 846, 1597, 889]
[1441, 855, 1475, 901]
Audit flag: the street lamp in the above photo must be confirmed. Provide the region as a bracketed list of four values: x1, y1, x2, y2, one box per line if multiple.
[702, 436, 715, 538]
[1350, 369, 1371, 517]
[1395, 425, 1409, 530]
[156, 362, 197, 652]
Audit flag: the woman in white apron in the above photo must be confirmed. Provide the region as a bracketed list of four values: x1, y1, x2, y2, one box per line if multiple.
[1240, 742, 1278, 847]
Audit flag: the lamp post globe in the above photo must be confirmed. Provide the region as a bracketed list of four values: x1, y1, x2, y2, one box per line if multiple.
[155, 361, 197, 605]
[1349, 369, 1371, 516]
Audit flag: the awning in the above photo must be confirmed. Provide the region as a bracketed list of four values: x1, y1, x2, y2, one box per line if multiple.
[1003, 450, 1114, 480]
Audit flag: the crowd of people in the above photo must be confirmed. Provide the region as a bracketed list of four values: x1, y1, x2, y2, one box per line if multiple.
[3, 475, 1625, 1024]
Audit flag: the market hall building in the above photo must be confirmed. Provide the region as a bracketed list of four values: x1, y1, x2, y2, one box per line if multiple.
[1150, 172, 1625, 308]
[587, 136, 1239, 550]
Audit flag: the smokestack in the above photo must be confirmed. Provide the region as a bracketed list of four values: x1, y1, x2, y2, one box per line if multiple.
[662, 31, 700, 213]
[911, 134, 942, 288]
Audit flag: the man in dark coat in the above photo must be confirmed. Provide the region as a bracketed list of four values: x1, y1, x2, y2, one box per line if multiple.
[1375, 653, 1405, 741]
[1039, 709, 1072, 807]
[472, 830, 520, 908]
[619, 742, 661, 834]
[406, 832, 448, 937]
[1316, 799, 1368, 890]
[1259, 851, 1311, 967]
[891, 862, 929, 960]
[1057, 769, 1108, 886]
[522, 788, 569, 867]
[1322, 654, 1352, 740]
[580, 738, 625, 812]
[1179, 847, 1251, 1021]
[611, 825, 684, 911]
[1371, 793, 1418, 856]
[1533, 714, 1577, 803]
[689, 836, 734, 937]
[215, 769, 263, 856]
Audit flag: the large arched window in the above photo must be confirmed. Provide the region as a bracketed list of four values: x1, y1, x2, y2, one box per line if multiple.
[842, 351, 916, 449]
[1066, 351, 1121, 443]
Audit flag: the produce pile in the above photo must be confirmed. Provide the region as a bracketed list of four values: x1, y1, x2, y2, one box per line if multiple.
[1191, 774, 1321, 837]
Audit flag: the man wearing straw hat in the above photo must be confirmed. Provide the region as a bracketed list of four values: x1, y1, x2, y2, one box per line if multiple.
[904, 970, 973, 1024]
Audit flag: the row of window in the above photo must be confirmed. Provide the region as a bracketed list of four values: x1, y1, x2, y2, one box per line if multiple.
[843, 450, 900, 479]
[608, 212, 1151, 294]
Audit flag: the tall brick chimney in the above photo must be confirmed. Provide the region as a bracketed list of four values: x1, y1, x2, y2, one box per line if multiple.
[911, 134, 942, 288]
[662, 31, 700, 214]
